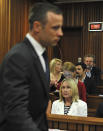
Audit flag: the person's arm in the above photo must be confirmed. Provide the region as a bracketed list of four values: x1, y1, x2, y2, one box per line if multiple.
[78, 81, 87, 102]
[81, 83, 87, 102]
[46, 100, 52, 115]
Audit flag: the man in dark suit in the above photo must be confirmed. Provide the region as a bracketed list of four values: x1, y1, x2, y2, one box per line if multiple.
[0, 2, 63, 131]
[76, 62, 97, 95]
[84, 54, 101, 85]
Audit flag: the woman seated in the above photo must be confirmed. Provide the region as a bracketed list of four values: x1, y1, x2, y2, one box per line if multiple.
[50, 58, 65, 92]
[51, 78, 87, 117]
[63, 62, 86, 102]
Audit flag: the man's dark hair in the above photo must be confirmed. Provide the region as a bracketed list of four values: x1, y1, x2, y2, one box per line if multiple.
[76, 62, 87, 71]
[29, 2, 62, 30]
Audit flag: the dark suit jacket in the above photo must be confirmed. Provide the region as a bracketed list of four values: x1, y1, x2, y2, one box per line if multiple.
[91, 66, 101, 85]
[0, 37, 49, 131]
[84, 76, 97, 95]
[96, 102, 103, 118]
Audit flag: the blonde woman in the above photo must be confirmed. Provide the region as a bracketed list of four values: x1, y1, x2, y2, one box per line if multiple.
[63, 62, 86, 102]
[50, 58, 65, 91]
[51, 78, 87, 116]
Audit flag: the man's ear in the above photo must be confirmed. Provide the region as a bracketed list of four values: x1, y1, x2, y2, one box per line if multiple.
[33, 21, 42, 33]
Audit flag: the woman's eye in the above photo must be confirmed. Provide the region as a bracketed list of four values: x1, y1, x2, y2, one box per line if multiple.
[67, 86, 70, 89]
[62, 86, 70, 89]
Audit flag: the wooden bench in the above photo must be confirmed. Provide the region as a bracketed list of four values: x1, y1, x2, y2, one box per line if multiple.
[50, 93, 103, 108]
[96, 85, 103, 94]
[87, 95, 103, 108]
[87, 95, 103, 116]
[49, 93, 103, 117]
[47, 114, 103, 131]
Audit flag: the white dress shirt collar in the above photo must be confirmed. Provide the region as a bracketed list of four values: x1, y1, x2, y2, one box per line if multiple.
[26, 33, 46, 72]
[26, 33, 46, 56]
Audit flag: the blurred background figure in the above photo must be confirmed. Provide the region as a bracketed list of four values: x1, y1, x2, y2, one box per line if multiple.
[63, 62, 86, 102]
[96, 102, 103, 118]
[78, 57, 82, 63]
[51, 78, 87, 116]
[50, 58, 65, 92]
[84, 54, 101, 85]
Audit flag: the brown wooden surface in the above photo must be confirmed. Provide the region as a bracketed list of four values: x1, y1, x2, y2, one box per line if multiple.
[87, 95, 103, 109]
[87, 95, 103, 116]
[60, 28, 82, 64]
[56, 2, 103, 75]
[47, 114, 103, 131]
[97, 85, 103, 94]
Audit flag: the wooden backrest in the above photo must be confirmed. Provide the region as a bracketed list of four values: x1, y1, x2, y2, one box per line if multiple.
[96, 85, 103, 94]
[87, 95, 103, 109]
[49, 93, 103, 109]
[47, 114, 103, 131]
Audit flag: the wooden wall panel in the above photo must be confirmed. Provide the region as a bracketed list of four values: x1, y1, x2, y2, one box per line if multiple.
[0, 0, 34, 63]
[10, 0, 30, 47]
[58, 2, 103, 71]
[0, 0, 11, 62]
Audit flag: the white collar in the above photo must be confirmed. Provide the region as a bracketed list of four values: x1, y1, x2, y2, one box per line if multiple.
[26, 33, 46, 56]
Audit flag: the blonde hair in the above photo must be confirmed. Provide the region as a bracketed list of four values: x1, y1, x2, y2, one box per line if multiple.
[50, 58, 62, 73]
[63, 62, 76, 72]
[59, 78, 79, 102]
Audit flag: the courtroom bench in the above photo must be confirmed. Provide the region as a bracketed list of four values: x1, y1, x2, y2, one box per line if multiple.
[47, 114, 103, 131]
[87, 95, 103, 116]
[96, 85, 103, 94]
[49, 93, 103, 117]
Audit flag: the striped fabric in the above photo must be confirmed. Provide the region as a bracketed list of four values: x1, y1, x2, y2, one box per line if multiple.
[64, 105, 71, 115]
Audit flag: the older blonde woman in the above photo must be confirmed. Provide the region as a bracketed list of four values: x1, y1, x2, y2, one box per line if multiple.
[63, 62, 86, 102]
[51, 78, 87, 116]
[50, 58, 65, 91]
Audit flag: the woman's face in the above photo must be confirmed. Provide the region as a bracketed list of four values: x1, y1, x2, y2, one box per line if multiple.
[55, 61, 62, 72]
[63, 70, 76, 78]
[61, 81, 72, 98]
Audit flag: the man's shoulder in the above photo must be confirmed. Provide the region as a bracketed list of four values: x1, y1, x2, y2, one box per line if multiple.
[92, 66, 101, 72]
[5, 38, 33, 57]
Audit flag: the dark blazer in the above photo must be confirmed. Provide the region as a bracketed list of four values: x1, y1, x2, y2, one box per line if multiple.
[91, 66, 101, 85]
[96, 102, 103, 118]
[84, 76, 97, 95]
[0, 37, 49, 131]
